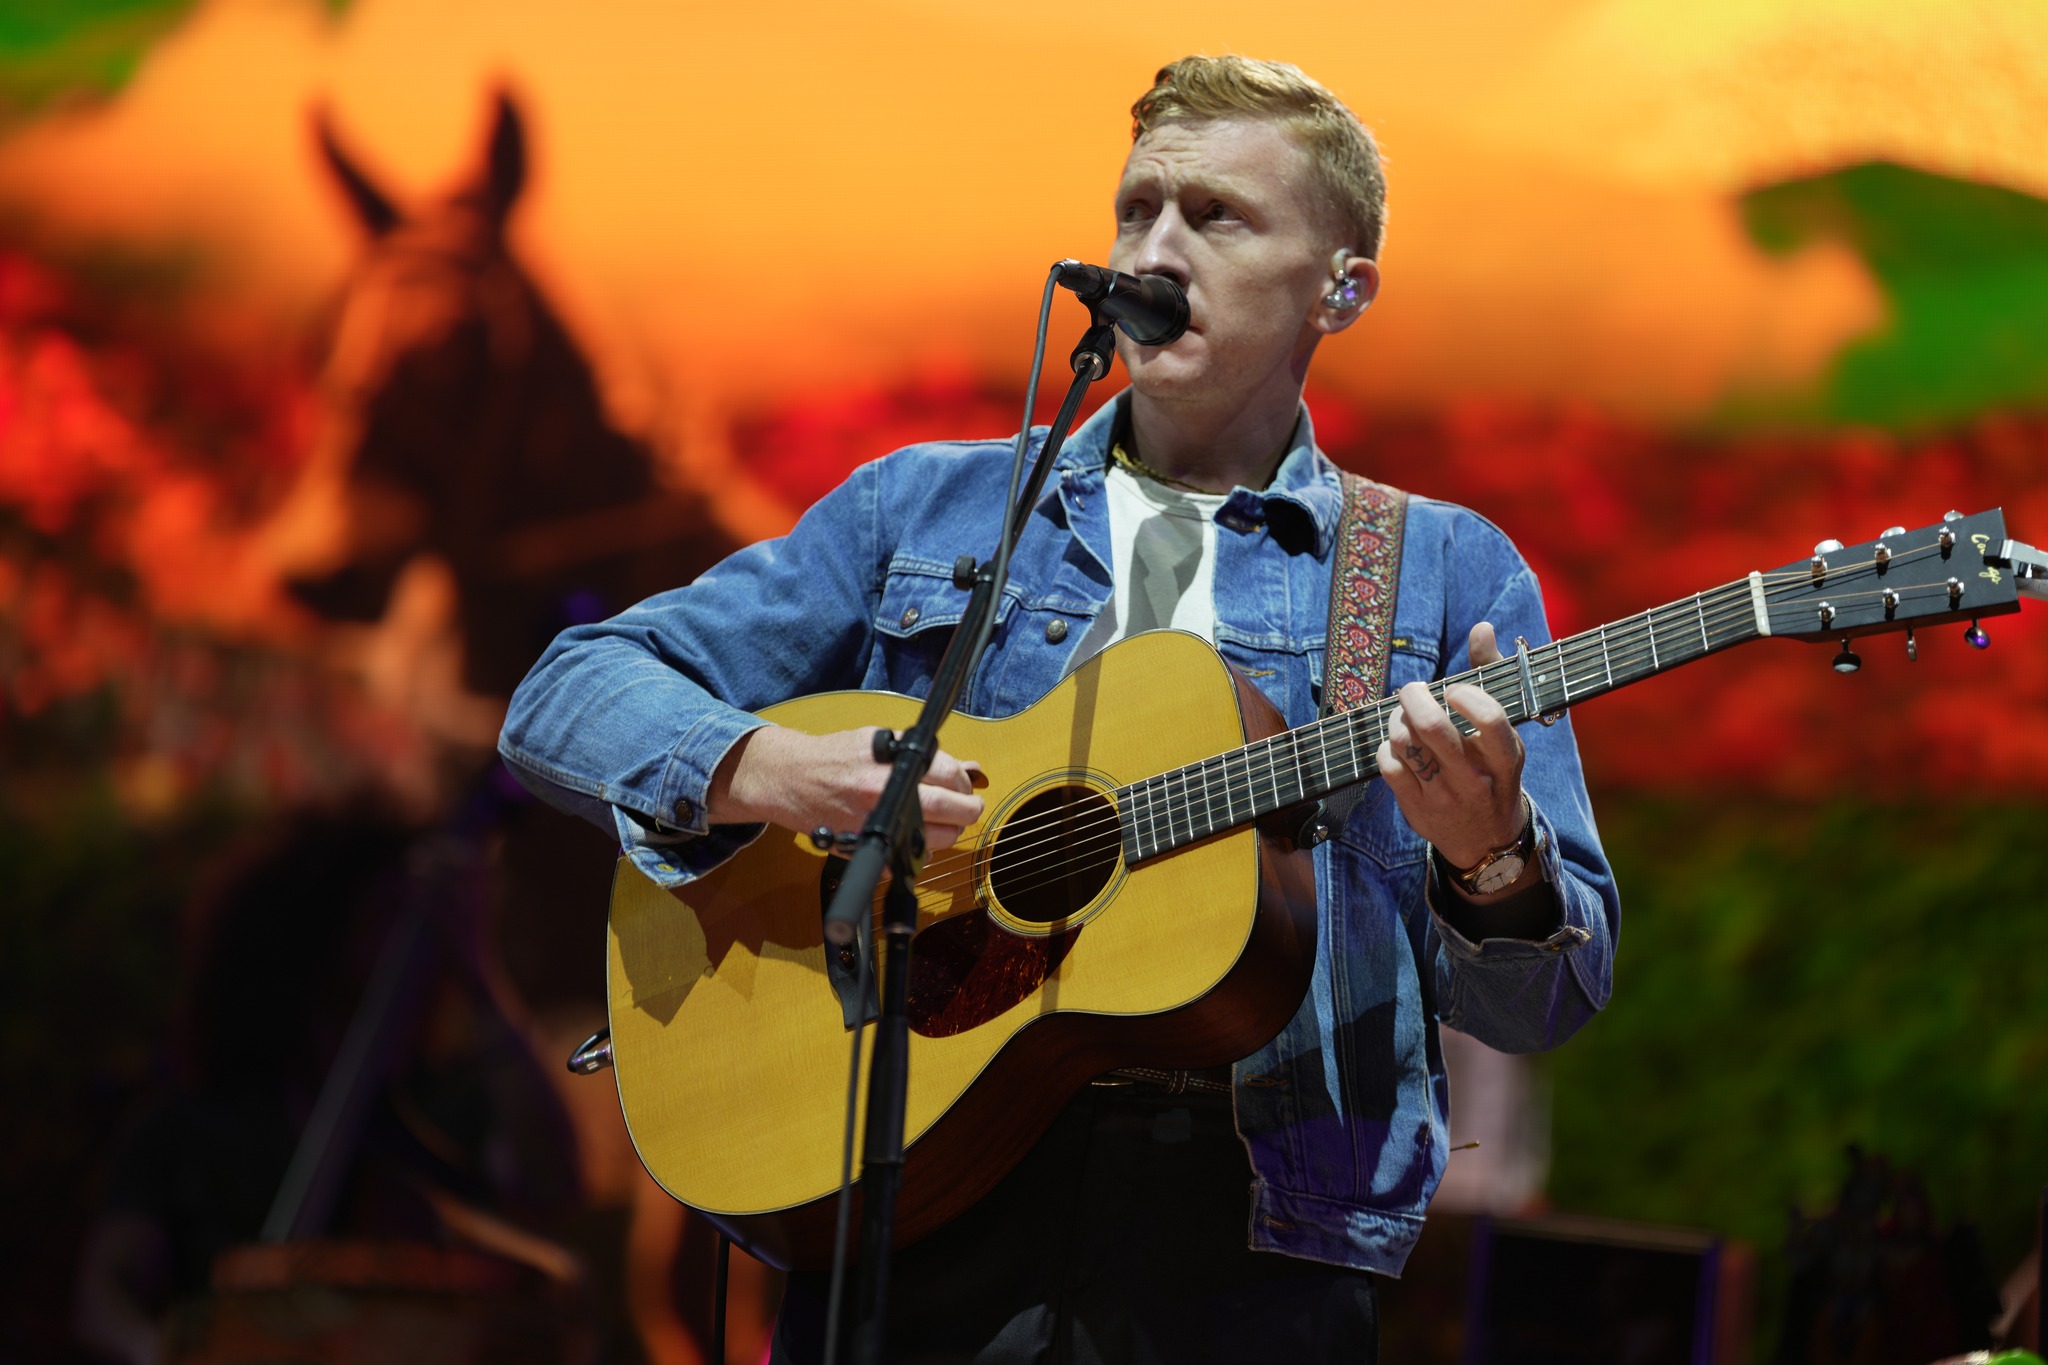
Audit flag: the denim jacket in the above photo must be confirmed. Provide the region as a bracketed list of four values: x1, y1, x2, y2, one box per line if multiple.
[500, 395, 1619, 1277]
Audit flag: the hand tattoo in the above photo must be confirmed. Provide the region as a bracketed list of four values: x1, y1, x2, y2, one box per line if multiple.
[1405, 743, 1440, 783]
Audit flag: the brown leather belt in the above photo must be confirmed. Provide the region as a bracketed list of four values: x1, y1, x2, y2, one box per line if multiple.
[1091, 1066, 1234, 1098]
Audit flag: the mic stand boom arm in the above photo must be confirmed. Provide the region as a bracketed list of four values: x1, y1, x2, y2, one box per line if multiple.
[825, 309, 1120, 1365]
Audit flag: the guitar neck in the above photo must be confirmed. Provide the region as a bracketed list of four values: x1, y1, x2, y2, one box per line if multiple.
[1118, 574, 1769, 862]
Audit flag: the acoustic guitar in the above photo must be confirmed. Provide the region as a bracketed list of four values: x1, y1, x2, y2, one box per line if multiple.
[601, 509, 2031, 1269]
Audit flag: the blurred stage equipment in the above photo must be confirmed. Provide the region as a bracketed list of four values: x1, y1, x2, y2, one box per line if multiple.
[1375, 1210, 1754, 1365]
[1775, 1147, 2004, 1365]
[1471, 1214, 1750, 1365]
[165, 784, 596, 1365]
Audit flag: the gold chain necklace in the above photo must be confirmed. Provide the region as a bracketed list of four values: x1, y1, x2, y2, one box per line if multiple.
[1109, 440, 1217, 495]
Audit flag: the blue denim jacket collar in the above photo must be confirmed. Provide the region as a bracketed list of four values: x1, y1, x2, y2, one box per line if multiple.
[1052, 392, 1346, 557]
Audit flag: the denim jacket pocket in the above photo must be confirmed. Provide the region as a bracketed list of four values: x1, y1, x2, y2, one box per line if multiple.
[1384, 638, 1443, 690]
[868, 558, 1016, 698]
[1333, 780, 1428, 872]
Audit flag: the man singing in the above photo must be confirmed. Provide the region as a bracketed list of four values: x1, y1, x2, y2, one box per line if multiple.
[502, 54, 1618, 1364]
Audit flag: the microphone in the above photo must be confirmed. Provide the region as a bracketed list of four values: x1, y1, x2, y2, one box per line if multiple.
[1055, 262, 1189, 347]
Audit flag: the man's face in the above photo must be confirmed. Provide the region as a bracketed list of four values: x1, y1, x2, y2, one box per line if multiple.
[1107, 117, 1340, 404]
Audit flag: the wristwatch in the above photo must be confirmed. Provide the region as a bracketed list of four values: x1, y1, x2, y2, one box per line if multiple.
[1437, 799, 1538, 897]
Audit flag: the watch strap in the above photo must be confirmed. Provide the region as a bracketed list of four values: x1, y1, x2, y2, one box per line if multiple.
[1437, 795, 1537, 897]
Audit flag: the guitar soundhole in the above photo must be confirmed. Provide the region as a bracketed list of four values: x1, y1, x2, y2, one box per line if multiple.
[986, 783, 1121, 926]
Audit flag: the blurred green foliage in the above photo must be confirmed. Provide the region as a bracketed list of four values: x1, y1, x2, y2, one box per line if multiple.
[1743, 163, 2048, 431]
[0, 0, 201, 116]
[1547, 792, 2048, 1332]
[0, 0, 350, 119]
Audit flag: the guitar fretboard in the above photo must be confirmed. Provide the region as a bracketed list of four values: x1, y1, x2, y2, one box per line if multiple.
[1115, 577, 1767, 863]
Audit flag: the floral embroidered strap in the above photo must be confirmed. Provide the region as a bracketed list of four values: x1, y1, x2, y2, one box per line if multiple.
[1322, 471, 1409, 714]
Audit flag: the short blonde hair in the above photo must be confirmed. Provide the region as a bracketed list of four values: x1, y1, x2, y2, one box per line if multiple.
[1131, 55, 1387, 260]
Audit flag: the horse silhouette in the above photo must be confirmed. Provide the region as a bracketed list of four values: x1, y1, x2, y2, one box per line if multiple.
[278, 90, 733, 701]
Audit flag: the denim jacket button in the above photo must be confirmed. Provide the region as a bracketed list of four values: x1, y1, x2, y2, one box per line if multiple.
[1045, 619, 1068, 643]
[900, 606, 920, 629]
[672, 799, 695, 825]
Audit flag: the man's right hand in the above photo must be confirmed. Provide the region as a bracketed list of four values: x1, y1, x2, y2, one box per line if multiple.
[706, 726, 985, 850]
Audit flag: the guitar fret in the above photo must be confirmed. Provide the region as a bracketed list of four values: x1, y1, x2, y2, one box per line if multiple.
[1202, 755, 1226, 836]
[1598, 624, 1614, 691]
[1139, 777, 1159, 860]
[1150, 774, 1169, 859]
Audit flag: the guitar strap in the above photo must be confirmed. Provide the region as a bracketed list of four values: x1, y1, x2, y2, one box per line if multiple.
[1321, 469, 1410, 716]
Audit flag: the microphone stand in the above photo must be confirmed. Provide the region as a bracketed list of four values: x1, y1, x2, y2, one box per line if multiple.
[830, 311, 1120, 1365]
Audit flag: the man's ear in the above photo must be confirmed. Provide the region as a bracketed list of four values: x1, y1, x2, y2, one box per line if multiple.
[1313, 257, 1381, 337]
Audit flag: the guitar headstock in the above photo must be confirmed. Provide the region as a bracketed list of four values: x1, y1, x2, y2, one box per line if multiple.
[1762, 509, 2024, 644]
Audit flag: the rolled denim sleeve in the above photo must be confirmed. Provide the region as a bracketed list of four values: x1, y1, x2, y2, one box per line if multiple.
[498, 459, 886, 884]
[1425, 560, 1619, 1054]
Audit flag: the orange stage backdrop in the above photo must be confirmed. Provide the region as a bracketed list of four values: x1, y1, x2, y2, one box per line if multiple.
[4, 0, 2045, 807]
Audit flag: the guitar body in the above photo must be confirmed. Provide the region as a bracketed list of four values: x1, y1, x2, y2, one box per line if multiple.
[604, 630, 1318, 1269]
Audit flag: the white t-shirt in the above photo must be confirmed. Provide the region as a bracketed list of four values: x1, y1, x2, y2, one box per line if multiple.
[1066, 464, 1224, 670]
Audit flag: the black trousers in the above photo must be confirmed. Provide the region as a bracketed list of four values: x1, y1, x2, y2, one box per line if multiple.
[771, 1088, 1379, 1365]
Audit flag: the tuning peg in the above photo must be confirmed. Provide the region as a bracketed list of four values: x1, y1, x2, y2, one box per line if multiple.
[1832, 638, 1862, 673]
[1964, 620, 1990, 650]
[1943, 509, 1963, 522]
[1879, 525, 1905, 538]
[1906, 628, 1917, 662]
[1814, 539, 1844, 555]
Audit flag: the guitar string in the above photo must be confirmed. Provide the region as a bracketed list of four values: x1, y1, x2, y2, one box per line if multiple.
[901, 551, 1963, 906]
[897, 547, 1968, 906]
[908, 561, 1965, 913]
[902, 605, 1715, 906]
